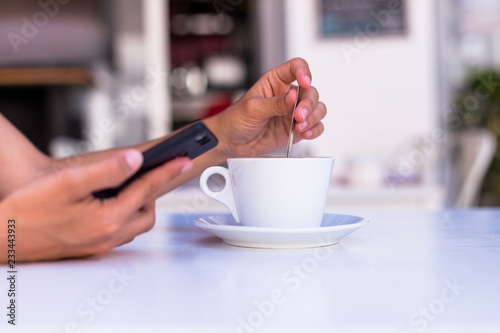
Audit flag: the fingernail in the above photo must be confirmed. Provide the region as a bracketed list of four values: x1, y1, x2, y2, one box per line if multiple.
[302, 108, 309, 120]
[181, 161, 193, 173]
[286, 90, 292, 105]
[304, 75, 311, 86]
[125, 150, 143, 169]
[305, 130, 313, 138]
[298, 121, 308, 131]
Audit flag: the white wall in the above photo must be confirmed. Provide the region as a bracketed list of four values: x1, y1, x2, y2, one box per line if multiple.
[283, 0, 439, 179]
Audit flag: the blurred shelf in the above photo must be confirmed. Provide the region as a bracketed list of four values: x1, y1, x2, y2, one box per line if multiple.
[0, 67, 93, 86]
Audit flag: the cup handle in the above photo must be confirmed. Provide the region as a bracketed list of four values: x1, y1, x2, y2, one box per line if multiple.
[199, 166, 240, 223]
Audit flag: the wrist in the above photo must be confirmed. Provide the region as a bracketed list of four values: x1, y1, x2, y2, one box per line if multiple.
[0, 153, 54, 199]
[202, 113, 233, 162]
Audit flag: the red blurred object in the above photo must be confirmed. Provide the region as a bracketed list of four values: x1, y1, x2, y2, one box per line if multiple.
[202, 93, 232, 118]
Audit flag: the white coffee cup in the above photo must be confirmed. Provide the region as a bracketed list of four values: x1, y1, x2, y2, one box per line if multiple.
[199, 157, 334, 228]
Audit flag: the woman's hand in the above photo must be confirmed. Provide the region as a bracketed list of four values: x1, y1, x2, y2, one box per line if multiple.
[0, 150, 192, 262]
[207, 57, 327, 158]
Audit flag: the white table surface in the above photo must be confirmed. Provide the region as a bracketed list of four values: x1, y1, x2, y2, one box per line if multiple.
[3, 209, 500, 333]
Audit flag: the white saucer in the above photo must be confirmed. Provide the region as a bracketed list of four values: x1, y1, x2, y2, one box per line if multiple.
[193, 213, 368, 249]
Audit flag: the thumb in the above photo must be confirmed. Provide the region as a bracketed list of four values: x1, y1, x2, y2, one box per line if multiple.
[60, 149, 143, 200]
[255, 87, 298, 119]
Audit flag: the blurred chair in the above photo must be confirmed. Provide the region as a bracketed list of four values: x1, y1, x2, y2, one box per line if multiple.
[443, 129, 497, 208]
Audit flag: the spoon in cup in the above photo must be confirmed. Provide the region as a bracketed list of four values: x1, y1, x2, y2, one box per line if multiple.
[285, 86, 301, 158]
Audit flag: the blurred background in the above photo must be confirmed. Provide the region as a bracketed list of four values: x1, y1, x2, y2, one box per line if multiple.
[0, 0, 499, 211]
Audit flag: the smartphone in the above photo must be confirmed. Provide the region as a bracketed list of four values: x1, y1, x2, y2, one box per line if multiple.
[93, 121, 218, 199]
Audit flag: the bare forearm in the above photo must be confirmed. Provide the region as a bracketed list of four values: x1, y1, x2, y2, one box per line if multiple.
[55, 116, 230, 195]
[157, 117, 229, 194]
[0, 114, 52, 198]
[54, 138, 159, 167]
[151, 115, 231, 193]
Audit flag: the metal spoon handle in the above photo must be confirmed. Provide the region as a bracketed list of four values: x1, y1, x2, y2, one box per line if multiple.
[286, 86, 301, 158]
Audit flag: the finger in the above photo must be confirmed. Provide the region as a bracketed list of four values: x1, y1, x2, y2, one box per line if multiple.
[254, 84, 319, 123]
[294, 86, 320, 123]
[248, 87, 297, 119]
[115, 200, 157, 247]
[59, 150, 143, 200]
[77, 199, 156, 256]
[301, 122, 325, 140]
[295, 101, 327, 133]
[115, 157, 192, 216]
[274, 58, 312, 89]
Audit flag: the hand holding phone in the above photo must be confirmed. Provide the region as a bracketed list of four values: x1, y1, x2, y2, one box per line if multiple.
[93, 122, 218, 199]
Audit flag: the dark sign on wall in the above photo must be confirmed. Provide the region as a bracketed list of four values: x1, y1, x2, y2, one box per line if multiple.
[320, 0, 406, 37]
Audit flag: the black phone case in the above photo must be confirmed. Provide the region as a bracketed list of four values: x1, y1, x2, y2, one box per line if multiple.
[93, 122, 218, 199]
